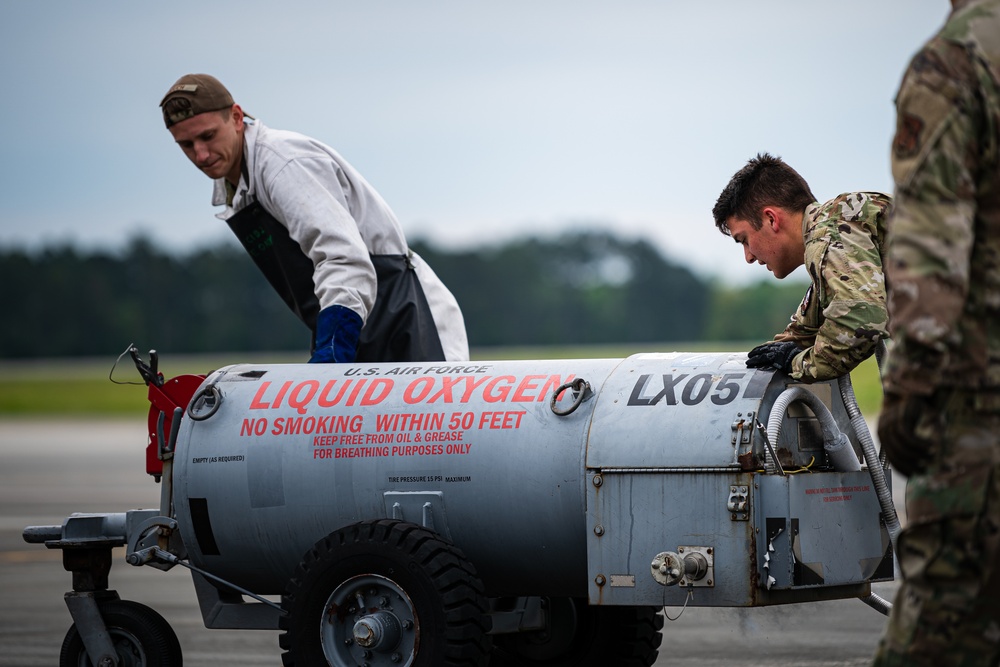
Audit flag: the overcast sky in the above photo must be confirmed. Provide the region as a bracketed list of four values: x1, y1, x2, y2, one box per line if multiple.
[0, 1, 948, 284]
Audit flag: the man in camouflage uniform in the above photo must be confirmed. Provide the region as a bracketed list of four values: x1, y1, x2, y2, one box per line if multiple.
[873, 1, 1000, 664]
[712, 153, 892, 381]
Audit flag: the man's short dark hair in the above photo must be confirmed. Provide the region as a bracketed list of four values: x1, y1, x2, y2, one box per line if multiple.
[712, 153, 816, 236]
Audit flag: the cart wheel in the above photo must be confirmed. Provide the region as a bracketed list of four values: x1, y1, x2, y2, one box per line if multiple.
[59, 599, 182, 667]
[279, 519, 492, 667]
[489, 598, 662, 667]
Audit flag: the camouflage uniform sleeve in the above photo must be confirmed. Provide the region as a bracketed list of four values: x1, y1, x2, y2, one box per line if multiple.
[883, 40, 982, 395]
[777, 195, 891, 382]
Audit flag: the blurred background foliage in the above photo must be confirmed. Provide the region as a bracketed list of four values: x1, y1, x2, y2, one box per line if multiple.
[1, 231, 806, 359]
[1, 231, 885, 416]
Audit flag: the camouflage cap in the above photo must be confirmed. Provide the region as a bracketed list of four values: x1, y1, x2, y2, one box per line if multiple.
[160, 74, 234, 128]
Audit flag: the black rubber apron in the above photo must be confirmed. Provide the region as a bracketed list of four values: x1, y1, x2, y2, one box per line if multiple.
[226, 199, 446, 362]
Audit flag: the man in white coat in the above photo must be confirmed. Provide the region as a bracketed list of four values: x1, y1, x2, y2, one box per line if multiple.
[160, 73, 468, 363]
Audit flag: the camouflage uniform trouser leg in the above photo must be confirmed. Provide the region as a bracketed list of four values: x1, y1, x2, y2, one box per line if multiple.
[873, 394, 1000, 667]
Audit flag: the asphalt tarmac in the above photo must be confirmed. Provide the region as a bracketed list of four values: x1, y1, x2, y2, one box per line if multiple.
[0, 419, 902, 667]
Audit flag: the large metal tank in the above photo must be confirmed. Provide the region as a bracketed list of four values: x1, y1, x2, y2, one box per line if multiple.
[171, 352, 887, 602]
[25, 350, 894, 667]
[175, 356, 614, 597]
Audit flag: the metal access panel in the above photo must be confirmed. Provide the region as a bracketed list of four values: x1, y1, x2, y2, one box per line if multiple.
[586, 470, 758, 608]
[586, 469, 893, 608]
[755, 471, 893, 592]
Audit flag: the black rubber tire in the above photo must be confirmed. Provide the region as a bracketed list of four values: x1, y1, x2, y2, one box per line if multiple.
[59, 599, 183, 667]
[279, 519, 493, 667]
[489, 598, 662, 667]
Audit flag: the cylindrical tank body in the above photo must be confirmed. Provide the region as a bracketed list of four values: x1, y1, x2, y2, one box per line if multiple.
[172, 353, 857, 597]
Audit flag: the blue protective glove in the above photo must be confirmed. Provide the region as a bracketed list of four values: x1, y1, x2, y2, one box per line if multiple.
[309, 305, 362, 363]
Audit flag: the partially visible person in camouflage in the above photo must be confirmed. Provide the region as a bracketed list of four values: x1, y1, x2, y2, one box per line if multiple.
[872, 1, 1000, 665]
[712, 153, 892, 381]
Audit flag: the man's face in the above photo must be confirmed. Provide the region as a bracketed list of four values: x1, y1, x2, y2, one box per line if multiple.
[168, 106, 244, 185]
[726, 215, 800, 279]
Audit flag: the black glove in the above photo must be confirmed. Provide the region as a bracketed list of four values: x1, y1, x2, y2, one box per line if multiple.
[878, 392, 935, 477]
[745, 341, 801, 374]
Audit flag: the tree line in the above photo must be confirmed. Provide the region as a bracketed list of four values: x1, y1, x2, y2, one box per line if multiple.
[0, 232, 807, 359]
